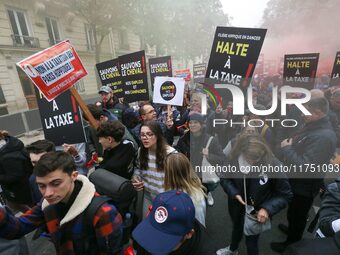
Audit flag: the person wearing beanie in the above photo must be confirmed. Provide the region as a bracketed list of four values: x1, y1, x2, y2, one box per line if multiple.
[189, 112, 205, 124]
[175, 112, 225, 207]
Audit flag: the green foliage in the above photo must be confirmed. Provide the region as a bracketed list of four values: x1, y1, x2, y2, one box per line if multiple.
[130, 0, 230, 60]
[57, 0, 230, 62]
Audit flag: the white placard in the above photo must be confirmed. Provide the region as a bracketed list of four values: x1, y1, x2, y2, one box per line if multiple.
[153, 77, 185, 106]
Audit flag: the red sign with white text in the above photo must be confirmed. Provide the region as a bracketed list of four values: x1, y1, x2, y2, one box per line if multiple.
[174, 69, 191, 81]
[17, 40, 87, 101]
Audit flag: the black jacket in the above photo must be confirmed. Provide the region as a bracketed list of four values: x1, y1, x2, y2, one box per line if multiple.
[220, 158, 292, 216]
[176, 132, 225, 179]
[280, 117, 337, 197]
[98, 140, 135, 179]
[283, 232, 340, 255]
[0, 136, 33, 204]
[275, 104, 304, 150]
[86, 125, 137, 157]
[328, 107, 340, 147]
[318, 178, 340, 237]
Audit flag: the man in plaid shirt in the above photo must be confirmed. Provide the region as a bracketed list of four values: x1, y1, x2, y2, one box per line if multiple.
[0, 151, 123, 255]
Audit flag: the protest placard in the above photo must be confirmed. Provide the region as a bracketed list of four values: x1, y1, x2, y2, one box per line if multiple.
[206, 27, 267, 88]
[149, 56, 172, 86]
[35, 87, 86, 146]
[17, 40, 87, 101]
[174, 69, 191, 81]
[283, 53, 319, 89]
[96, 58, 124, 97]
[119, 50, 149, 102]
[153, 77, 185, 106]
[193, 63, 206, 83]
[330, 51, 340, 87]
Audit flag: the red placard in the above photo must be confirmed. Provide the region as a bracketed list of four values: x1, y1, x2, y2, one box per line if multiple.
[174, 69, 191, 81]
[17, 40, 87, 101]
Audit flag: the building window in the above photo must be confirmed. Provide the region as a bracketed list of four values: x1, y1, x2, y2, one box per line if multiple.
[0, 86, 6, 104]
[16, 67, 38, 109]
[45, 17, 61, 46]
[118, 29, 129, 50]
[84, 24, 95, 51]
[74, 80, 85, 93]
[7, 9, 39, 47]
[16, 66, 34, 96]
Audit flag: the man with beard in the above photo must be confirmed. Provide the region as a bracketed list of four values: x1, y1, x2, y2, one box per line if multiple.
[97, 85, 129, 121]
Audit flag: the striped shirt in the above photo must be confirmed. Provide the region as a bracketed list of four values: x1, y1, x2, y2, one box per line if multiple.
[135, 146, 176, 199]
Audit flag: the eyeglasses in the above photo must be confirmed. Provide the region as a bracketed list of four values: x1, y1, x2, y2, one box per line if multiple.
[140, 132, 155, 138]
[144, 109, 155, 115]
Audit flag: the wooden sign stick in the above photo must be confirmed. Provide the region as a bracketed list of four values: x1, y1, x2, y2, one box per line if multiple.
[70, 87, 98, 129]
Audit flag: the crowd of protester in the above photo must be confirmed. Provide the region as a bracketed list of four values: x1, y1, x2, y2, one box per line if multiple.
[0, 76, 339, 255]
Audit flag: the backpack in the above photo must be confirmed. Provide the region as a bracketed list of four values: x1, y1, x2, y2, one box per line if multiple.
[89, 168, 137, 214]
[74, 195, 122, 255]
[80, 195, 133, 254]
[88, 169, 137, 246]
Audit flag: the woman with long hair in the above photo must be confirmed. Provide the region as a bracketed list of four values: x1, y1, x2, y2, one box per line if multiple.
[217, 134, 292, 255]
[164, 152, 207, 226]
[132, 121, 176, 217]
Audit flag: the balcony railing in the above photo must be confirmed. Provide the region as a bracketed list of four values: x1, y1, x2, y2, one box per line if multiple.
[11, 34, 40, 48]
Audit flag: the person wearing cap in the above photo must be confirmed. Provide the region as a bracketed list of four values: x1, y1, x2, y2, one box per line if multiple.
[98, 85, 115, 107]
[132, 190, 215, 255]
[97, 86, 129, 121]
[176, 112, 225, 207]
